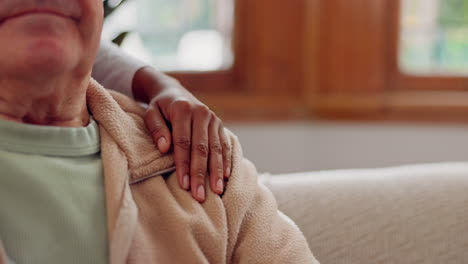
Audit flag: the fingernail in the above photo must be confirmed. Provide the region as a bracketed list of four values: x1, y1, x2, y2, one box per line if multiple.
[183, 175, 190, 190]
[225, 168, 231, 178]
[216, 179, 224, 193]
[197, 185, 205, 201]
[157, 137, 167, 151]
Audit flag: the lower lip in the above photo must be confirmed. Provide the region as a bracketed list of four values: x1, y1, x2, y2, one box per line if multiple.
[2, 12, 73, 23]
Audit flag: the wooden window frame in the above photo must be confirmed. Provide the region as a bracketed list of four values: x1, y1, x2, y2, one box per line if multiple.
[307, 0, 468, 123]
[167, 0, 468, 122]
[165, 0, 310, 121]
[385, 0, 468, 122]
[389, 0, 468, 92]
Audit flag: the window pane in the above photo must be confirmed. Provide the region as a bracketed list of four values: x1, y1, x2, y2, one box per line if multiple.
[400, 0, 468, 76]
[102, 0, 234, 71]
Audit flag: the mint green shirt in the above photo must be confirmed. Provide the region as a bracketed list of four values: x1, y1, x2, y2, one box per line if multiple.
[0, 118, 108, 264]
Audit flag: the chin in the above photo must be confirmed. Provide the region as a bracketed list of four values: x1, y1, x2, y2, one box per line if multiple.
[24, 40, 79, 75]
[0, 15, 82, 76]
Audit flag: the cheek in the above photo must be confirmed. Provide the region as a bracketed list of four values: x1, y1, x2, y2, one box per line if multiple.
[80, 0, 104, 24]
[78, 0, 104, 43]
[71, 0, 103, 73]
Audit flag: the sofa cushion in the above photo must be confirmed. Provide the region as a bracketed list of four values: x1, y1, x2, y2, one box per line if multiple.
[263, 163, 468, 264]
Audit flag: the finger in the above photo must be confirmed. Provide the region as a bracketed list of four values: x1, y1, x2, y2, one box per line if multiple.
[144, 103, 172, 153]
[208, 117, 224, 195]
[190, 106, 211, 202]
[219, 125, 232, 179]
[170, 101, 193, 191]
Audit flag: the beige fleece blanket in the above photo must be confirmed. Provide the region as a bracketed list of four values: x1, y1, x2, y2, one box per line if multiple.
[0, 79, 318, 264]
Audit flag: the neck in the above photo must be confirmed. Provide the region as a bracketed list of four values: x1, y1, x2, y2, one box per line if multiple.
[0, 74, 90, 127]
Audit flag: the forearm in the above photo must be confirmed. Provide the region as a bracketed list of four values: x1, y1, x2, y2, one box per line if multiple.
[132, 67, 184, 103]
[92, 41, 147, 98]
[132, 66, 196, 105]
[93, 41, 188, 103]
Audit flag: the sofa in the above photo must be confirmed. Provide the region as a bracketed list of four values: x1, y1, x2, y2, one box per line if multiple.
[262, 162, 468, 264]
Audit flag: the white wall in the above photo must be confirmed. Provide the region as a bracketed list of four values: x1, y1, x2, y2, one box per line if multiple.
[227, 122, 468, 174]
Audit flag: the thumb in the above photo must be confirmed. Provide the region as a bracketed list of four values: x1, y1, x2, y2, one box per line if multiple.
[144, 104, 172, 153]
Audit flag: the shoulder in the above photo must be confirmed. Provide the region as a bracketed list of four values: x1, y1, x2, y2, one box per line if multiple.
[108, 89, 147, 117]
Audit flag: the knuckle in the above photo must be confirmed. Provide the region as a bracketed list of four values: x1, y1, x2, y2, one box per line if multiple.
[210, 142, 223, 154]
[212, 114, 220, 122]
[183, 158, 190, 166]
[171, 100, 192, 113]
[181, 159, 190, 170]
[195, 142, 209, 157]
[143, 112, 154, 124]
[193, 168, 206, 181]
[144, 114, 165, 134]
[177, 159, 190, 172]
[175, 137, 191, 150]
[210, 116, 221, 127]
[151, 121, 166, 133]
[213, 167, 224, 178]
[222, 142, 231, 152]
[195, 105, 211, 116]
[223, 149, 232, 162]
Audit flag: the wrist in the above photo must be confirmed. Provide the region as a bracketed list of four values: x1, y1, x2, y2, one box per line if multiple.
[132, 66, 178, 103]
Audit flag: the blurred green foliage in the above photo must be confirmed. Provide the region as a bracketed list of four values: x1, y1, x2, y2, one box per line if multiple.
[402, 0, 468, 74]
[136, 0, 216, 58]
[439, 0, 468, 26]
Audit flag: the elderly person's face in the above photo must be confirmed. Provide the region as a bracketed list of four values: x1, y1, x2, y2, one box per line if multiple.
[0, 0, 103, 77]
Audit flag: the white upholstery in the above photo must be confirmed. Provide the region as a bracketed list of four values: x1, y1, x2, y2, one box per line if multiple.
[263, 163, 468, 264]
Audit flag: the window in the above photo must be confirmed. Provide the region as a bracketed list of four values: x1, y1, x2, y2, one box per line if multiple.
[103, 0, 234, 72]
[302, 0, 468, 122]
[390, 0, 468, 92]
[102, 0, 468, 121]
[400, 0, 468, 76]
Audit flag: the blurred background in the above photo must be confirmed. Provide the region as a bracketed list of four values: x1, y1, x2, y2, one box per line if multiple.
[103, 0, 468, 174]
